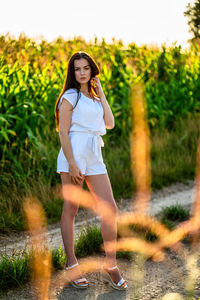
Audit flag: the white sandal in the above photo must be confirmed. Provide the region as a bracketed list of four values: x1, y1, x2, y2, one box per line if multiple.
[65, 262, 88, 289]
[101, 265, 128, 290]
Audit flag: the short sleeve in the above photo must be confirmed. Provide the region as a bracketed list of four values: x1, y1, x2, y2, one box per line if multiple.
[58, 89, 77, 110]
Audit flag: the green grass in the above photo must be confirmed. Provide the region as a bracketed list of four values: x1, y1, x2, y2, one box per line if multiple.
[51, 245, 66, 269]
[160, 204, 190, 230]
[118, 223, 158, 243]
[75, 223, 159, 261]
[75, 224, 135, 260]
[0, 247, 66, 292]
[150, 117, 199, 189]
[43, 198, 63, 224]
[105, 116, 199, 199]
[161, 205, 190, 222]
[1, 212, 24, 233]
[161, 218, 174, 230]
[116, 250, 133, 260]
[0, 252, 30, 291]
[75, 225, 103, 258]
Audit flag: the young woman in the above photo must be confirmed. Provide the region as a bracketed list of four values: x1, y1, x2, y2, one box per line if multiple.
[55, 51, 127, 290]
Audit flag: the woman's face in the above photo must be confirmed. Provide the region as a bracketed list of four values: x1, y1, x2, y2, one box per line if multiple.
[74, 58, 92, 85]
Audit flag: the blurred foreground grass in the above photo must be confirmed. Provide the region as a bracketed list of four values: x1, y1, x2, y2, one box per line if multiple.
[0, 203, 191, 293]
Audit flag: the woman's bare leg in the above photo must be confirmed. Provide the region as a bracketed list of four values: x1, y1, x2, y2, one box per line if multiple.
[85, 173, 122, 284]
[60, 172, 84, 266]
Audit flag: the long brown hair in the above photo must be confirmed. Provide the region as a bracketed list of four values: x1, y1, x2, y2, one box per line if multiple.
[55, 51, 100, 132]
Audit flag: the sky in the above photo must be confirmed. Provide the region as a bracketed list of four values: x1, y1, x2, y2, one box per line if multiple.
[0, 0, 194, 47]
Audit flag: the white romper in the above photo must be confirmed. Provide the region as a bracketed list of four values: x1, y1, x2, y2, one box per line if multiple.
[57, 88, 107, 176]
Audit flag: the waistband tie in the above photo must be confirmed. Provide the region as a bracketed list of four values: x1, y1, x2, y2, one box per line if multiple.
[92, 135, 104, 160]
[69, 131, 104, 162]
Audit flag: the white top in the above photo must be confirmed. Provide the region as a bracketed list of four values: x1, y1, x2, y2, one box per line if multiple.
[58, 88, 106, 135]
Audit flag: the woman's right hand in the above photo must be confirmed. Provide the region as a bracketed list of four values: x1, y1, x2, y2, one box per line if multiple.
[69, 162, 84, 185]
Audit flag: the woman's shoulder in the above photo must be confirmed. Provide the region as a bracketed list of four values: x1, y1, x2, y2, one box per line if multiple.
[64, 88, 78, 95]
[60, 88, 79, 108]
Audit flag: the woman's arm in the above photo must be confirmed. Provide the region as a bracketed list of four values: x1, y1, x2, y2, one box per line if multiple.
[99, 93, 115, 129]
[59, 99, 84, 184]
[91, 77, 115, 129]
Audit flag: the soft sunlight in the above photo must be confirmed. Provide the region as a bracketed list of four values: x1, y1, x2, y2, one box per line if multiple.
[1, 0, 194, 46]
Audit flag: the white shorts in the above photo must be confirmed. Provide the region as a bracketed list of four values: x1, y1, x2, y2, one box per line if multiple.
[57, 132, 107, 176]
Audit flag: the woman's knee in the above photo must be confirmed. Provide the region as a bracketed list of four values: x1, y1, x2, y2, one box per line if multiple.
[110, 201, 117, 216]
[62, 201, 79, 218]
[101, 197, 117, 218]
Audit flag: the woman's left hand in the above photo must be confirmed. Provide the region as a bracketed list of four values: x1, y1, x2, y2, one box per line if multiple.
[91, 77, 104, 99]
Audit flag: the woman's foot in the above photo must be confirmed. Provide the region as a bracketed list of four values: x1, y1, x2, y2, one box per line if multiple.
[104, 265, 122, 284]
[102, 265, 127, 290]
[65, 262, 88, 289]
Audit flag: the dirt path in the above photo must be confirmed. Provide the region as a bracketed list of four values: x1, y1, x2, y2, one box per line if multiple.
[1, 180, 200, 300]
[2, 246, 200, 299]
[0, 181, 194, 256]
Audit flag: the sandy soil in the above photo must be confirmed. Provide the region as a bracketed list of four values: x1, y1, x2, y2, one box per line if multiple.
[2, 246, 200, 300]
